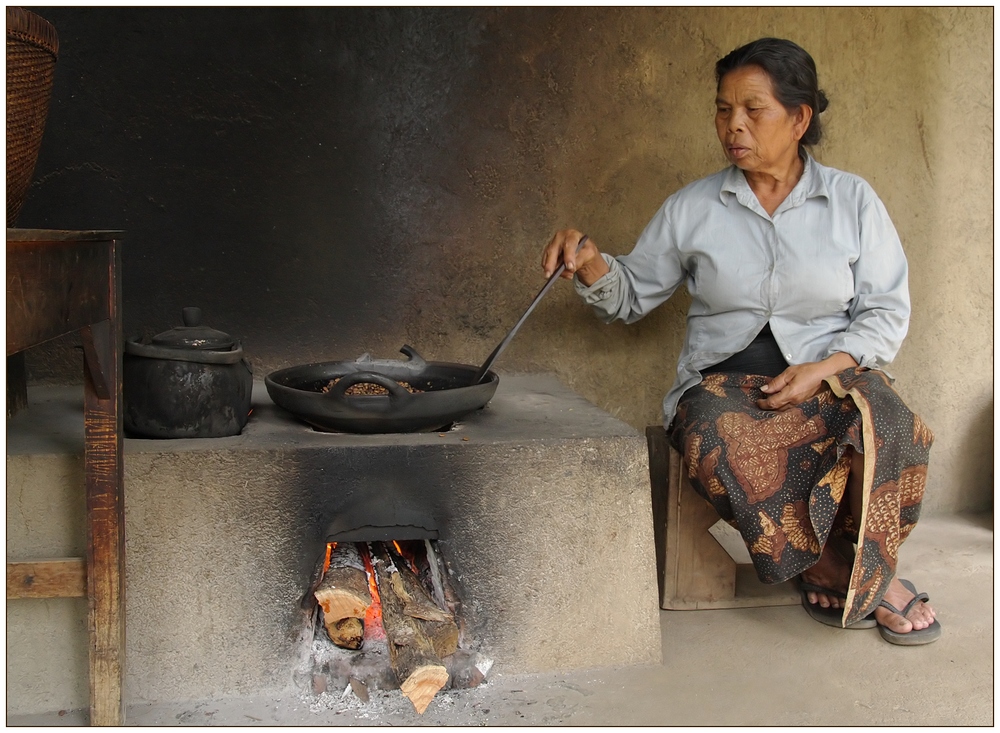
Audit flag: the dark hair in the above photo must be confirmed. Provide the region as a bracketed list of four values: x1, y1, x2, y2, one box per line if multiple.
[715, 38, 829, 148]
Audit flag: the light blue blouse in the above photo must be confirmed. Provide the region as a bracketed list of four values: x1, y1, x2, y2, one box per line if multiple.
[575, 153, 910, 426]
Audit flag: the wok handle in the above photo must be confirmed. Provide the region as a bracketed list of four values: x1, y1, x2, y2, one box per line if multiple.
[324, 371, 411, 401]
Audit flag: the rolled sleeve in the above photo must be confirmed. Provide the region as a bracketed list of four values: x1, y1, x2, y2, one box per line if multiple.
[574, 254, 622, 306]
[573, 203, 686, 325]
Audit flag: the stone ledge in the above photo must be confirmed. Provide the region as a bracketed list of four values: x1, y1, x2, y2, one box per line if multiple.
[7, 373, 640, 455]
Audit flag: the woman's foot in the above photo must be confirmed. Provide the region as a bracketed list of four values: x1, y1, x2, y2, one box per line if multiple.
[800, 540, 852, 609]
[874, 577, 937, 634]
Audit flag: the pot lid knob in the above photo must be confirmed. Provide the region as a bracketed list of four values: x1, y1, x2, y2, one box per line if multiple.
[182, 306, 203, 327]
[151, 307, 237, 350]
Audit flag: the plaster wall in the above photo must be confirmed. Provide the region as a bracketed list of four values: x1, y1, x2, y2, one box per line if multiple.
[17, 7, 993, 513]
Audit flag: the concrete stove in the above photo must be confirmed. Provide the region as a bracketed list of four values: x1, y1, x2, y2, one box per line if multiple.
[7, 373, 661, 715]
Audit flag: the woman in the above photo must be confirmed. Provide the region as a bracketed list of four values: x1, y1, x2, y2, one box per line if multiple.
[542, 38, 939, 644]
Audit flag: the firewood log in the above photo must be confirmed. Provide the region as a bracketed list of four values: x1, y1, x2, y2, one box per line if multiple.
[421, 540, 469, 648]
[372, 543, 449, 714]
[399, 664, 450, 715]
[327, 616, 364, 650]
[418, 539, 449, 610]
[314, 542, 371, 648]
[387, 546, 459, 658]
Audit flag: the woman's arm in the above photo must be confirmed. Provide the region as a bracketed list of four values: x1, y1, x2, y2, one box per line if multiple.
[541, 199, 688, 325]
[758, 187, 909, 411]
[824, 194, 910, 368]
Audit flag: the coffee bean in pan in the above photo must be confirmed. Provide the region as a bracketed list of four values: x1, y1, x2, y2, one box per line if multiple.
[321, 378, 424, 396]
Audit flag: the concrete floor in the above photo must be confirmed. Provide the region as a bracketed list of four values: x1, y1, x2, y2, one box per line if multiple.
[6, 513, 993, 727]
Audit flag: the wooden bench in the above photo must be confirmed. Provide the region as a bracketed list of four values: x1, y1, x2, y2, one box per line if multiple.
[646, 426, 800, 610]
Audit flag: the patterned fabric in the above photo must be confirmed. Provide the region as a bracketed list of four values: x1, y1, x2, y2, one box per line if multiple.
[667, 367, 932, 627]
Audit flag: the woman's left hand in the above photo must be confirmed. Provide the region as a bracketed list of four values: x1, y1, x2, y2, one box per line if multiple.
[757, 353, 858, 411]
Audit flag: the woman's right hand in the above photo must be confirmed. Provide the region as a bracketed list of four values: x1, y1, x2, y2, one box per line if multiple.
[541, 229, 610, 286]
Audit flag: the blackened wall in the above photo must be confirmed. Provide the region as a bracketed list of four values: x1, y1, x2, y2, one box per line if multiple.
[21, 7, 511, 364]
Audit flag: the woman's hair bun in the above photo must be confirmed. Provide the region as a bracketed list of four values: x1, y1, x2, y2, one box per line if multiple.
[816, 89, 829, 114]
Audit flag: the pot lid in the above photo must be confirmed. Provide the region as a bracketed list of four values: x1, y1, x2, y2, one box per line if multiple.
[151, 307, 236, 350]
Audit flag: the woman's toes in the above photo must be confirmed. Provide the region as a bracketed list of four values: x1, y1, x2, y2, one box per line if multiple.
[876, 607, 913, 634]
[807, 590, 830, 608]
[819, 590, 841, 608]
[911, 601, 936, 629]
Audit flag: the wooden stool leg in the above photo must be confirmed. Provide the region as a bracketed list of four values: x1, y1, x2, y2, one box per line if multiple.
[647, 426, 800, 610]
[7, 230, 126, 723]
[665, 446, 739, 606]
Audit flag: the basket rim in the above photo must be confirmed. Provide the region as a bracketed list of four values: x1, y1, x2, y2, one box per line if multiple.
[6, 7, 58, 57]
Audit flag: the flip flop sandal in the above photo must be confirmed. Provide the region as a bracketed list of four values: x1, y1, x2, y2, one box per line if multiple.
[799, 579, 877, 629]
[877, 579, 942, 646]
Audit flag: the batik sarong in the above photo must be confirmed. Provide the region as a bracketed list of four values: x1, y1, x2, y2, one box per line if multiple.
[667, 367, 933, 627]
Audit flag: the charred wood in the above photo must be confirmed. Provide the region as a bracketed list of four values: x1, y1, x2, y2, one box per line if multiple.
[372, 543, 449, 714]
[386, 544, 459, 658]
[314, 543, 372, 649]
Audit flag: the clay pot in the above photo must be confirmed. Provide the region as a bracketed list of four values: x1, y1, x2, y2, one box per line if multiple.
[123, 307, 252, 438]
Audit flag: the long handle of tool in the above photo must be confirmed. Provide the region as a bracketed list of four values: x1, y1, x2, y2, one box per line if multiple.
[472, 235, 589, 385]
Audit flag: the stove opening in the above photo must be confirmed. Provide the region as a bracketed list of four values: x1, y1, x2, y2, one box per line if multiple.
[298, 537, 490, 714]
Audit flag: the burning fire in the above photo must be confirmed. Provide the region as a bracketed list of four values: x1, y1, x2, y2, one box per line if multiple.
[310, 538, 476, 714]
[358, 543, 386, 641]
[316, 540, 430, 643]
[321, 541, 334, 577]
[393, 540, 419, 574]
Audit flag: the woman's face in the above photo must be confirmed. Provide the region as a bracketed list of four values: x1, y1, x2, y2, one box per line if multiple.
[715, 65, 811, 175]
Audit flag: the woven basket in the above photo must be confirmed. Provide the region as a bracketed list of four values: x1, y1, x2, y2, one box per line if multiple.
[6, 7, 58, 226]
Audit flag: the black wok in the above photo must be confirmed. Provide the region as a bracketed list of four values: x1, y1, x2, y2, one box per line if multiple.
[265, 237, 586, 434]
[264, 345, 498, 434]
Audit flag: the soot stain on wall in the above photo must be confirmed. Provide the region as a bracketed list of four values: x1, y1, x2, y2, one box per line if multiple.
[20, 6, 695, 395]
[21, 7, 496, 370]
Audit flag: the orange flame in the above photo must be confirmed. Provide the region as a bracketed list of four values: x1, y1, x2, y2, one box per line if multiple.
[392, 540, 419, 574]
[321, 541, 335, 578]
[359, 544, 386, 641]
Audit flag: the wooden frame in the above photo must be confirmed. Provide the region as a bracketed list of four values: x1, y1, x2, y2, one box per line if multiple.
[7, 228, 125, 726]
[7, 558, 87, 598]
[646, 426, 800, 610]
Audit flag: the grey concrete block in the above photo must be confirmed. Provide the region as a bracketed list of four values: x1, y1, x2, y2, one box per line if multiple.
[6, 374, 661, 714]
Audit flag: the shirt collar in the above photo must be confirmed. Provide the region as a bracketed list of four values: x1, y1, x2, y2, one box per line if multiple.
[719, 151, 830, 208]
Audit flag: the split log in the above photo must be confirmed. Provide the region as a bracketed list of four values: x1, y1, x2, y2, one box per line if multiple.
[387, 545, 459, 658]
[439, 557, 463, 613]
[314, 543, 372, 649]
[420, 540, 468, 648]
[420, 540, 462, 614]
[327, 616, 364, 650]
[300, 547, 328, 610]
[419, 539, 449, 610]
[372, 543, 449, 714]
